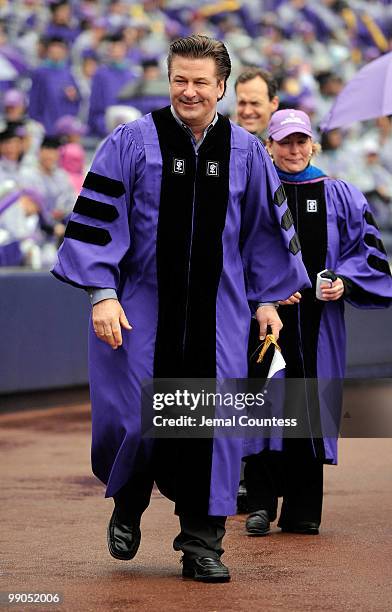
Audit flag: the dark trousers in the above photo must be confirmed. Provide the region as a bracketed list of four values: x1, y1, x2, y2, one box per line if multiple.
[114, 468, 226, 559]
[244, 439, 324, 526]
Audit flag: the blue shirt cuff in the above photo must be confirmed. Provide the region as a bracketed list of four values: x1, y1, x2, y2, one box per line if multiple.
[88, 288, 118, 305]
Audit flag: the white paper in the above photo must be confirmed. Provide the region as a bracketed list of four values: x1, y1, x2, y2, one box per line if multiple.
[268, 348, 286, 378]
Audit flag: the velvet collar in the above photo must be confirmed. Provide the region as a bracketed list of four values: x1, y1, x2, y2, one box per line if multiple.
[275, 164, 326, 183]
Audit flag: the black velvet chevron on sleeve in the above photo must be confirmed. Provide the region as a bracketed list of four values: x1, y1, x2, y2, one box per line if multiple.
[82, 171, 125, 197]
[273, 184, 286, 206]
[281, 208, 294, 230]
[367, 254, 391, 275]
[364, 210, 379, 230]
[64, 220, 112, 246]
[73, 195, 119, 222]
[364, 232, 387, 255]
[289, 233, 301, 255]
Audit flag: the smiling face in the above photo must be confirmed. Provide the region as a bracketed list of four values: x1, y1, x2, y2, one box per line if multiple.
[169, 56, 224, 131]
[269, 132, 313, 173]
[236, 76, 278, 135]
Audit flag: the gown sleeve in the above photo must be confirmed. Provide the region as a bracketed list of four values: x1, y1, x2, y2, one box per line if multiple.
[240, 138, 311, 309]
[325, 179, 392, 308]
[52, 123, 144, 290]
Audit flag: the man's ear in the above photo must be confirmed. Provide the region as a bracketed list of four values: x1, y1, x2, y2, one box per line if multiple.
[271, 96, 279, 113]
[217, 79, 225, 101]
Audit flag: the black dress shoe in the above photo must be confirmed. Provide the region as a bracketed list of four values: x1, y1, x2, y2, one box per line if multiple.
[236, 481, 250, 514]
[181, 556, 231, 582]
[245, 510, 270, 536]
[279, 521, 319, 535]
[107, 508, 141, 560]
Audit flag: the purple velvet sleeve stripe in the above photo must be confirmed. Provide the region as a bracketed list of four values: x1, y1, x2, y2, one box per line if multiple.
[73, 195, 119, 222]
[64, 220, 112, 246]
[82, 171, 125, 198]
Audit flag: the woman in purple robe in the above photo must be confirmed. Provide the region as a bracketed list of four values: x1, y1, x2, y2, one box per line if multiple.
[52, 36, 310, 582]
[244, 109, 392, 537]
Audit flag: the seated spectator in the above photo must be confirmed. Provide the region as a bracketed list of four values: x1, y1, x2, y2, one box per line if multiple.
[87, 32, 139, 137]
[362, 116, 392, 175]
[0, 188, 45, 267]
[59, 142, 86, 193]
[72, 49, 99, 125]
[318, 128, 345, 177]
[20, 135, 76, 239]
[54, 114, 87, 144]
[44, 0, 80, 46]
[0, 19, 30, 91]
[2, 88, 44, 163]
[28, 36, 80, 135]
[0, 122, 28, 182]
[361, 140, 392, 230]
[117, 57, 170, 115]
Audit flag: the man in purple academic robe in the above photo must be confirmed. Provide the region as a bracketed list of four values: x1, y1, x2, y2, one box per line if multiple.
[52, 35, 310, 582]
[87, 33, 138, 138]
[28, 37, 80, 135]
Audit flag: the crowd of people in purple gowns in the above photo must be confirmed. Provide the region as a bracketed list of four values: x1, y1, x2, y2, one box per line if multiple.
[1, 0, 392, 267]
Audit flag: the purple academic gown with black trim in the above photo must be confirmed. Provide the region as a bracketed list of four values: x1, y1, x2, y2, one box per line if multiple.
[52, 107, 310, 516]
[244, 173, 392, 464]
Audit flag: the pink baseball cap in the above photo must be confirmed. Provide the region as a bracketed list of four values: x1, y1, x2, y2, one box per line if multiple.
[267, 109, 313, 141]
[3, 89, 26, 108]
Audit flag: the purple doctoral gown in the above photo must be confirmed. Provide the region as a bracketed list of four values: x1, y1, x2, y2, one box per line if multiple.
[52, 107, 310, 516]
[244, 174, 392, 464]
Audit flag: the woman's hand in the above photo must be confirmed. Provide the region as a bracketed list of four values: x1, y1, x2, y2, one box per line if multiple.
[321, 278, 344, 301]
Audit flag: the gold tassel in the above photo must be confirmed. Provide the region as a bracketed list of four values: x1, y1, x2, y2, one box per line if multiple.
[256, 334, 281, 364]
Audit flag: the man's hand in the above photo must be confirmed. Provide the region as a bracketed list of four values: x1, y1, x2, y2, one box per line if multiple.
[321, 278, 344, 301]
[255, 305, 283, 341]
[92, 299, 132, 349]
[278, 291, 302, 305]
[64, 85, 78, 101]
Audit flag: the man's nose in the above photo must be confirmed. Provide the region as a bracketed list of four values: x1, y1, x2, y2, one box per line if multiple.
[241, 104, 253, 115]
[183, 82, 196, 97]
